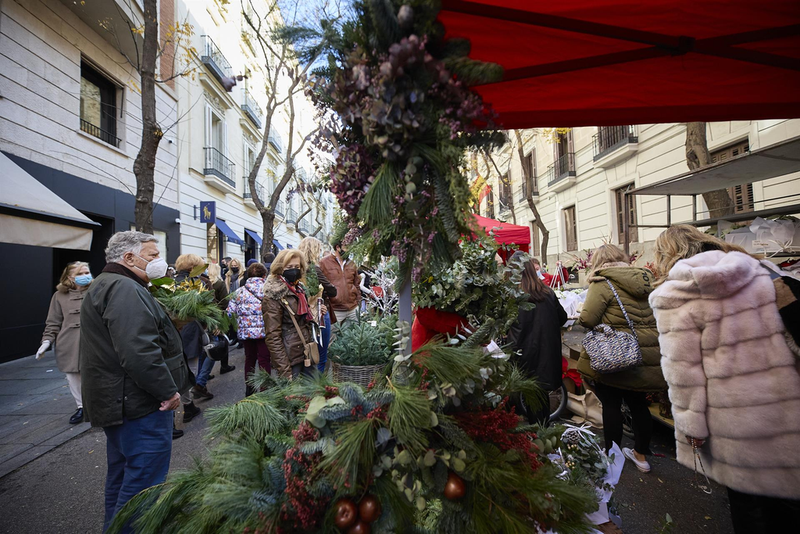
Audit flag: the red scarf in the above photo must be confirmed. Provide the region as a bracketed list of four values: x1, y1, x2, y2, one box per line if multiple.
[283, 280, 314, 321]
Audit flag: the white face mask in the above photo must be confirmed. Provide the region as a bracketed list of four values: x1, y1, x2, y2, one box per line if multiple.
[134, 254, 169, 280]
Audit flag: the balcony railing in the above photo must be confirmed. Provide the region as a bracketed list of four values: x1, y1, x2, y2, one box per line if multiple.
[287, 206, 297, 224]
[243, 180, 265, 202]
[299, 216, 311, 233]
[80, 119, 120, 148]
[593, 126, 637, 161]
[200, 35, 233, 85]
[274, 198, 285, 218]
[268, 131, 282, 153]
[204, 147, 236, 187]
[242, 89, 263, 129]
[548, 152, 576, 186]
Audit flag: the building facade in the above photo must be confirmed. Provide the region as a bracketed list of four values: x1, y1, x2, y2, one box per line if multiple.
[479, 120, 800, 269]
[0, 0, 334, 362]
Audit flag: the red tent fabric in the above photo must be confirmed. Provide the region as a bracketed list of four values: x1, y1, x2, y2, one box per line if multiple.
[439, 0, 800, 128]
[474, 214, 530, 253]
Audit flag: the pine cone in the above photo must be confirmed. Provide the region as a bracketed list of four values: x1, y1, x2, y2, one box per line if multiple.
[561, 430, 580, 446]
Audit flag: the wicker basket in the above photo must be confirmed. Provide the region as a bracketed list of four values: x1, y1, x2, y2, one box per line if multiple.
[331, 362, 387, 387]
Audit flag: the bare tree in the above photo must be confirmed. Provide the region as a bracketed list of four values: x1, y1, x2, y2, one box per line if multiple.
[513, 129, 549, 260]
[686, 122, 733, 220]
[242, 0, 331, 259]
[98, 0, 196, 233]
[481, 151, 517, 225]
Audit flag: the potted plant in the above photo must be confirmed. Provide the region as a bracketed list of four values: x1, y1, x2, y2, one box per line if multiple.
[328, 313, 394, 386]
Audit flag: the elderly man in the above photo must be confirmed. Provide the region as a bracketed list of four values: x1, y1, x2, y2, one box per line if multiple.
[80, 231, 191, 532]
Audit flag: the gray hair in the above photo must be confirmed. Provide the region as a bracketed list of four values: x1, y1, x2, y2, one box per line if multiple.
[105, 231, 158, 263]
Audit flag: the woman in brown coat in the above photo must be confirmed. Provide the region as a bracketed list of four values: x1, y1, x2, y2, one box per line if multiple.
[38, 261, 93, 424]
[262, 249, 315, 379]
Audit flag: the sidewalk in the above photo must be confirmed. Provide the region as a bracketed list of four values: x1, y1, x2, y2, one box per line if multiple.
[0, 351, 91, 479]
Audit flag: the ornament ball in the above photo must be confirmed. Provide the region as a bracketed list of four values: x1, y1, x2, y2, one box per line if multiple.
[347, 520, 371, 534]
[444, 472, 466, 500]
[334, 498, 358, 529]
[358, 495, 382, 523]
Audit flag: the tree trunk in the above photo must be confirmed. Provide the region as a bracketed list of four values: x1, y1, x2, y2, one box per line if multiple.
[295, 206, 312, 237]
[260, 209, 277, 261]
[133, 0, 161, 234]
[513, 130, 550, 260]
[685, 122, 733, 220]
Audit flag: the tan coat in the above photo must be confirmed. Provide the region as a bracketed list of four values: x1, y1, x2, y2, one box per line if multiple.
[42, 287, 88, 373]
[650, 251, 800, 499]
[318, 254, 361, 311]
[262, 276, 314, 378]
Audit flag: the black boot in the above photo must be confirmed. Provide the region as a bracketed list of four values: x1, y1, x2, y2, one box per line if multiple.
[183, 402, 201, 423]
[221, 365, 236, 374]
[245, 385, 255, 397]
[69, 408, 84, 425]
[172, 425, 184, 440]
[192, 384, 214, 400]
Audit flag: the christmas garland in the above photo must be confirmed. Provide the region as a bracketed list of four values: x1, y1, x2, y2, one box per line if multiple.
[310, 0, 505, 284]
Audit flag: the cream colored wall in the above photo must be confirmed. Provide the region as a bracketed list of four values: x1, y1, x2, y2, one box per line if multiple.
[173, 0, 332, 263]
[486, 120, 800, 266]
[0, 0, 179, 208]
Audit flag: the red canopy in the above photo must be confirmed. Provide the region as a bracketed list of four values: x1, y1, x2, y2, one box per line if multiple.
[474, 214, 530, 252]
[439, 0, 800, 128]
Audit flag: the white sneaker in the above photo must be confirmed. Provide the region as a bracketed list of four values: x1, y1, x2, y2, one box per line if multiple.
[623, 447, 651, 473]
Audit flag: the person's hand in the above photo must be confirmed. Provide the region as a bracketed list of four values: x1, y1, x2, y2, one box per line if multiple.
[320, 304, 328, 316]
[687, 436, 706, 448]
[35, 341, 51, 360]
[160, 392, 181, 411]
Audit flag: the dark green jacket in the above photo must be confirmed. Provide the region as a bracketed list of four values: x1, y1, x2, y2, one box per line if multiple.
[577, 263, 666, 392]
[79, 268, 191, 427]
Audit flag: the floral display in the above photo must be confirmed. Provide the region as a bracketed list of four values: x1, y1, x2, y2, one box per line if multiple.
[149, 265, 235, 332]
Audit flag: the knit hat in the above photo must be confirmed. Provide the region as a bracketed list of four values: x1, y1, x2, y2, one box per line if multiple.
[246, 259, 258, 267]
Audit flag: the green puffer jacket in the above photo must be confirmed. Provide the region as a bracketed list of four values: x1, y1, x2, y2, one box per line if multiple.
[577, 263, 666, 392]
[80, 268, 192, 427]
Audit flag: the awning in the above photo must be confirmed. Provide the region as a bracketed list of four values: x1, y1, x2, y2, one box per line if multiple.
[439, 0, 800, 128]
[273, 239, 284, 250]
[215, 219, 244, 245]
[628, 136, 800, 196]
[0, 153, 98, 250]
[245, 229, 263, 246]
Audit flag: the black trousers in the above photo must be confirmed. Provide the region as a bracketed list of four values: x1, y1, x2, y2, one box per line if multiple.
[727, 487, 799, 534]
[592, 382, 652, 455]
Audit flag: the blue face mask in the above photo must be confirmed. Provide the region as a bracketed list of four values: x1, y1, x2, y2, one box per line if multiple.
[74, 274, 93, 286]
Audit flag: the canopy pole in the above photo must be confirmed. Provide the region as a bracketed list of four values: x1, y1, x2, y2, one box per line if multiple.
[623, 191, 630, 255]
[692, 195, 697, 222]
[666, 195, 672, 227]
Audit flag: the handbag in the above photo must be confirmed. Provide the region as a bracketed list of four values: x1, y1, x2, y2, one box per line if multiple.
[202, 333, 229, 362]
[582, 280, 642, 374]
[282, 299, 320, 367]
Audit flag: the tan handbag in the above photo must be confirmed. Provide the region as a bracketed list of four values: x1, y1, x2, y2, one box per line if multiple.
[282, 299, 320, 367]
[566, 389, 604, 428]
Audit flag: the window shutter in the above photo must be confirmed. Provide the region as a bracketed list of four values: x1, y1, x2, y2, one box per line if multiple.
[205, 104, 212, 147]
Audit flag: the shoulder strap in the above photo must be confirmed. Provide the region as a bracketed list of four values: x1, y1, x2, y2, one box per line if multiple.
[281, 298, 306, 341]
[605, 280, 639, 343]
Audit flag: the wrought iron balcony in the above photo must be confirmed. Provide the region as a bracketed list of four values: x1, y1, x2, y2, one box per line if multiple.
[548, 152, 576, 186]
[204, 147, 236, 189]
[268, 131, 282, 153]
[241, 89, 263, 129]
[200, 35, 233, 86]
[243, 181, 265, 209]
[274, 199, 285, 218]
[299, 216, 311, 233]
[80, 119, 120, 148]
[287, 206, 297, 224]
[593, 126, 638, 161]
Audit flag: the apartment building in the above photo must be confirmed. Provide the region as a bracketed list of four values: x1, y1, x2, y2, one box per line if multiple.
[480, 120, 800, 267]
[0, 0, 335, 362]
[173, 0, 334, 265]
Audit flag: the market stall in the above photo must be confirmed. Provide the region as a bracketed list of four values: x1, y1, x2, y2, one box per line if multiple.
[473, 213, 529, 260]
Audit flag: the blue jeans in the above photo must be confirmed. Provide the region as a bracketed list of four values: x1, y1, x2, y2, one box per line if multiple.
[317, 312, 331, 372]
[196, 351, 215, 387]
[103, 410, 173, 533]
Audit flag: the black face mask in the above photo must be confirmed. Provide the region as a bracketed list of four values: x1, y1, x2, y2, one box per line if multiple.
[231, 267, 240, 273]
[283, 268, 301, 284]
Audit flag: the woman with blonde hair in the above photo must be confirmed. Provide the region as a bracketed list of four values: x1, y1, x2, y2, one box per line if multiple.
[650, 225, 799, 532]
[298, 237, 337, 372]
[262, 249, 315, 379]
[38, 261, 93, 424]
[577, 244, 665, 472]
[225, 258, 244, 293]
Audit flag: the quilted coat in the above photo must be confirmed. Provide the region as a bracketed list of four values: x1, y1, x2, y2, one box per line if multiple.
[577, 263, 666, 392]
[650, 250, 800, 499]
[227, 277, 267, 339]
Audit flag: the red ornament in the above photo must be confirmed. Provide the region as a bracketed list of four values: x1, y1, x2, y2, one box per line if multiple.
[347, 521, 371, 534]
[334, 498, 358, 529]
[358, 494, 382, 523]
[444, 472, 466, 500]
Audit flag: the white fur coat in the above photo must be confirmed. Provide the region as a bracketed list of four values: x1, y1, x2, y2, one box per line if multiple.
[649, 251, 800, 499]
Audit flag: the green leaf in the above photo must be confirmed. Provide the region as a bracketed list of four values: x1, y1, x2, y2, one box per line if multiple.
[150, 276, 174, 287]
[305, 396, 328, 428]
[189, 263, 208, 278]
[423, 449, 436, 467]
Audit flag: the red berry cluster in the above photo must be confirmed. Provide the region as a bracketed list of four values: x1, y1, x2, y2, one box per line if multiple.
[277, 422, 330, 530]
[455, 401, 541, 471]
[366, 405, 387, 421]
[324, 385, 340, 399]
[350, 405, 365, 417]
